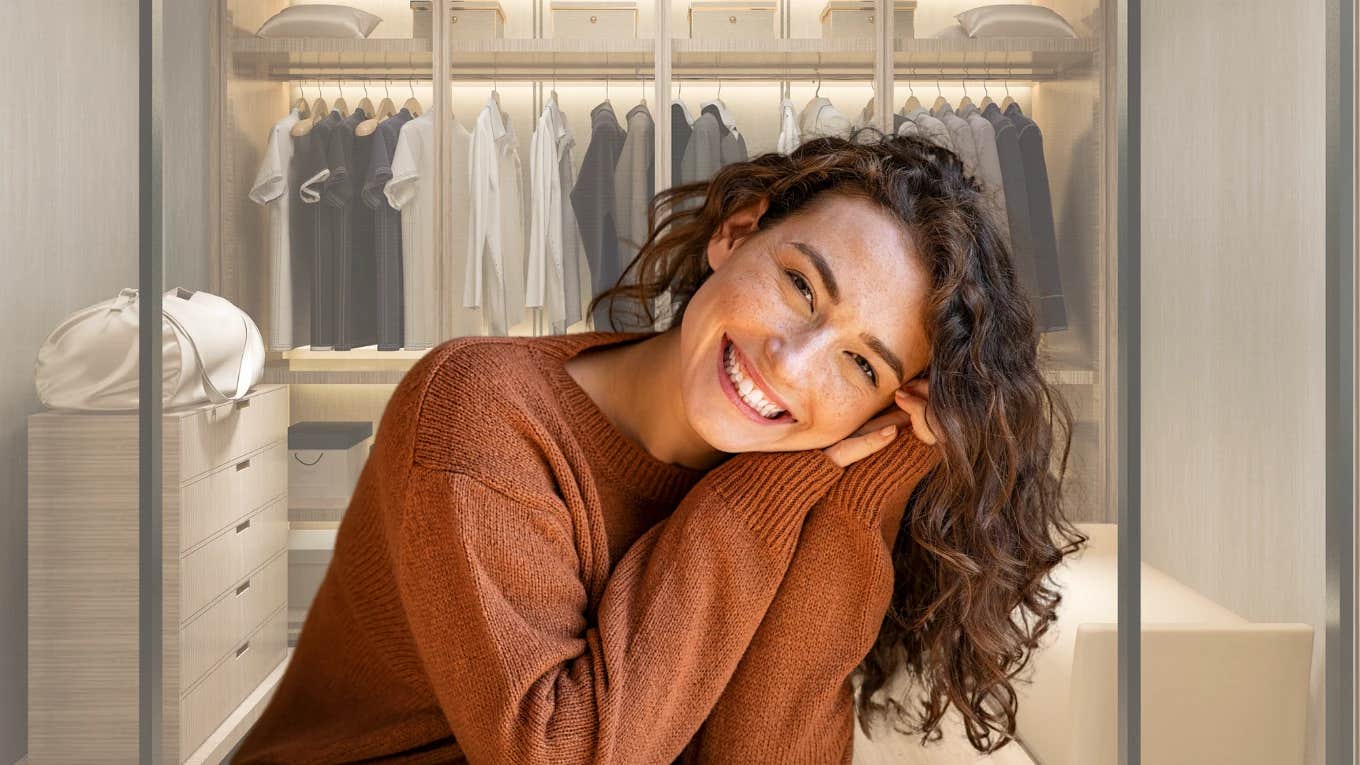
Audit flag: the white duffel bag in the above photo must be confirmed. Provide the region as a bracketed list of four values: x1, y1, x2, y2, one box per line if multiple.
[35, 286, 265, 411]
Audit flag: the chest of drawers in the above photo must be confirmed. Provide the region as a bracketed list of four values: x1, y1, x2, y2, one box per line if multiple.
[28, 384, 290, 764]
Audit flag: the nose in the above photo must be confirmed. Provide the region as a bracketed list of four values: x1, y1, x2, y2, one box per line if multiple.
[762, 329, 832, 397]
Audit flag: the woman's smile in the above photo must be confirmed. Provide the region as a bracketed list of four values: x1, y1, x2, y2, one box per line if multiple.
[719, 333, 797, 425]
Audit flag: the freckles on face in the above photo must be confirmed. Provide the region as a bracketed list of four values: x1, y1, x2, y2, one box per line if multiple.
[678, 192, 932, 454]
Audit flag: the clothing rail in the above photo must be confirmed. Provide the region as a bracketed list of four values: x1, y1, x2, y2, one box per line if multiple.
[267, 68, 1070, 82]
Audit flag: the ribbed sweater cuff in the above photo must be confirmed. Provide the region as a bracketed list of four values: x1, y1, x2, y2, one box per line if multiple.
[700, 449, 844, 549]
[822, 431, 940, 530]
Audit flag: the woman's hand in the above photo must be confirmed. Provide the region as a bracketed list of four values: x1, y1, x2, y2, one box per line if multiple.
[821, 374, 940, 468]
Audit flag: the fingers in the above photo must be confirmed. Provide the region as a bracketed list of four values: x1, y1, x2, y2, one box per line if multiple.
[824, 421, 900, 468]
[894, 385, 939, 445]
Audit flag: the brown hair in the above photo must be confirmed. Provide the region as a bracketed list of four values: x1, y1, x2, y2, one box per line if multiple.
[590, 127, 1089, 753]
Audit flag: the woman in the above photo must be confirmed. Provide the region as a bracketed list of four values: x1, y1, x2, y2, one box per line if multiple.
[232, 129, 1086, 764]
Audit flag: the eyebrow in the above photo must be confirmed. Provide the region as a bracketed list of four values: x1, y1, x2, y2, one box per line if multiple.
[789, 240, 907, 385]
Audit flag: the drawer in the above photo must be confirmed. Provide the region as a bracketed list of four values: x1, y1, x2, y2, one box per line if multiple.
[180, 603, 288, 758]
[180, 549, 287, 690]
[181, 440, 287, 554]
[551, 1, 637, 38]
[689, 2, 775, 39]
[181, 498, 288, 623]
[176, 384, 288, 481]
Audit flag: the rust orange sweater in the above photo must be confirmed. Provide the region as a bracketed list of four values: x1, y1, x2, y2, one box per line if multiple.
[231, 330, 939, 764]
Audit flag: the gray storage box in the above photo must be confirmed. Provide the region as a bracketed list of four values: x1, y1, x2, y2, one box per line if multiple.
[288, 421, 372, 523]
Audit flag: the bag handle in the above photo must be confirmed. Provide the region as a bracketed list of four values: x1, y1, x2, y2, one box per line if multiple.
[160, 300, 251, 405]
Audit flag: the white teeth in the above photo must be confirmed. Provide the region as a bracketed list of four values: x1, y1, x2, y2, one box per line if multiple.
[724, 342, 786, 419]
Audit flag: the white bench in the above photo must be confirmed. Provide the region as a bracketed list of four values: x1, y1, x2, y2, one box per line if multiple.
[853, 523, 1313, 764]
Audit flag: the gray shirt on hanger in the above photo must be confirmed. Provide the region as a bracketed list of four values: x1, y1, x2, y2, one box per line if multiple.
[571, 101, 630, 331]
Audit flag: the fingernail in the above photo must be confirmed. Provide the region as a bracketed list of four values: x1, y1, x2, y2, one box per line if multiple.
[879, 425, 896, 438]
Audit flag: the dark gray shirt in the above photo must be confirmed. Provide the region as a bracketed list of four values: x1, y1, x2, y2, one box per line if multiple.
[981, 102, 1039, 318]
[1006, 103, 1067, 333]
[363, 108, 414, 350]
[571, 102, 630, 331]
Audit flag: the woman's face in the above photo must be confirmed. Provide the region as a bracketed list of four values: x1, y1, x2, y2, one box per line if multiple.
[678, 191, 932, 454]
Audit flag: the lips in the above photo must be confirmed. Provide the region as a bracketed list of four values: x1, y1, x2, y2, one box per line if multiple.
[719, 334, 797, 425]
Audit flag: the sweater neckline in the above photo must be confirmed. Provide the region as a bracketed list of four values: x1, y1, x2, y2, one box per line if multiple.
[536, 331, 709, 501]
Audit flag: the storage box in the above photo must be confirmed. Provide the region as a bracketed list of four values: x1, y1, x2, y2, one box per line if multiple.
[551, 0, 638, 39]
[689, 0, 776, 40]
[287, 421, 372, 513]
[820, 0, 916, 40]
[412, 0, 507, 40]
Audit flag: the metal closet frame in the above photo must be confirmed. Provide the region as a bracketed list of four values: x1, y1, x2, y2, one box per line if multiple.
[134, 2, 1359, 764]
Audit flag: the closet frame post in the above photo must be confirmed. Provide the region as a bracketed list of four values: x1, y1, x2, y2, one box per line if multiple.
[655, 0, 673, 192]
[871, 0, 891, 134]
[1325, 0, 1357, 761]
[434, 0, 450, 342]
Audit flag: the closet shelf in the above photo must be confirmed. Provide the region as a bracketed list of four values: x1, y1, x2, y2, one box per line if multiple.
[232, 36, 1094, 80]
[232, 36, 434, 79]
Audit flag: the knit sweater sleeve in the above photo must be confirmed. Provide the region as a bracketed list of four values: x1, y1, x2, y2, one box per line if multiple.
[393, 447, 844, 765]
[678, 430, 942, 763]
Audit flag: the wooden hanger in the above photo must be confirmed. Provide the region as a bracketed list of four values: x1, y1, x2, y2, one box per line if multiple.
[376, 80, 397, 119]
[355, 83, 379, 136]
[903, 82, 921, 113]
[401, 79, 422, 117]
[291, 81, 325, 137]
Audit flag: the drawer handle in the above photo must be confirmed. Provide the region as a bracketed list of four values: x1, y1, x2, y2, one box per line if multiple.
[590, 14, 597, 22]
[236, 458, 251, 471]
[451, 14, 458, 22]
[236, 579, 251, 596]
[236, 641, 250, 659]
[728, 14, 736, 23]
[236, 518, 251, 534]
[868, 14, 874, 23]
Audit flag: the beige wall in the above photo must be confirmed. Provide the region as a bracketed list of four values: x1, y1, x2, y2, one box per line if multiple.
[1140, 2, 1328, 764]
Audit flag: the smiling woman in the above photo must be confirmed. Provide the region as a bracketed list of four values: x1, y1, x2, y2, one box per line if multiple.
[232, 128, 1086, 765]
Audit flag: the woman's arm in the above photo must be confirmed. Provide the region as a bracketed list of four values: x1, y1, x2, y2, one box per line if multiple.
[677, 429, 941, 764]
[393, 447, 844, 765]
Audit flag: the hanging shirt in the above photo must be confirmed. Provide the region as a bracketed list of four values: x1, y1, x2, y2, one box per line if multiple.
[777, 98, 801, 155]
[931, 102, 979, 179]
[385, 112, 434, 348]
[466, 96, 511, 335]
[527, 96, 572, 335]
[556, 107, 589, 331]
[981, 101, 1039, 311]
[298, 111, 343, 350]
[671, 100, 694, 188]
[1006, 103, 1068, 332]
[248, 108, 301, 351]
[957, 101, 1010, 246]
[338, 107, 378, 351]
[797, 96, 852, 141]
[572, 101, 628, 332]
[898, 104, 953, 150]
[362, 108, 413, 351]
[499, 106, 529, 335]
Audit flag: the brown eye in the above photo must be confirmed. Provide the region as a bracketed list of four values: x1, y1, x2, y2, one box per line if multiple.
[849, 353, 878, 385]
[786, 270, 813, 308]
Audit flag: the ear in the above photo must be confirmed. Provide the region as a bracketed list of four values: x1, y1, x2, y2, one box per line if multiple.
[706, 197, 771, 271]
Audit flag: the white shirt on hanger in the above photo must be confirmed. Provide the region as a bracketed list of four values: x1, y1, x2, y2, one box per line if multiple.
[777, 98, 801, 154]
[466, 94, 528, 336]
[526, 95, 571, 335]
[799, 96, 852, 141]
[249, 108, 302, 352]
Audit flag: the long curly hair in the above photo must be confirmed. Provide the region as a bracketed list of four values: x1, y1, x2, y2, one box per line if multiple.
[588, 127, 1089, 753]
